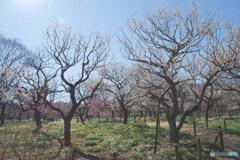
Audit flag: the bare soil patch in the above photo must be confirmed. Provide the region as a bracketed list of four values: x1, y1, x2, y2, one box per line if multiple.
[147, 121, 240, 152]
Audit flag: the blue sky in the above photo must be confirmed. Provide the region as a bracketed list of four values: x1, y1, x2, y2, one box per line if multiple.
[0, 0, 240, 62]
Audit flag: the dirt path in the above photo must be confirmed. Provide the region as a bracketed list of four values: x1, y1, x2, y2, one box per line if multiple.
[147, 121, 240, 152]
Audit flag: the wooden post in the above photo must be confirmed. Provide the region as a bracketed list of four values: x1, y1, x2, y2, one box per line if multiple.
[175, 145, 179, 160]
[158, 112, 160, 128]
[197, 139, 202, 160]
[193, 117, 197, 137]
[154, 101, 160, 155]
[219, 125, 224, 151]
[224, 120, 227, 134]
[134, 112, 136, 124]
[113, 152, 117, 160]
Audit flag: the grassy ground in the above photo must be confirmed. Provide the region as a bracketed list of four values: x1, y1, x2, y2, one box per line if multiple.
[0, 120, 222, 160]
[184, 116, 240, 136]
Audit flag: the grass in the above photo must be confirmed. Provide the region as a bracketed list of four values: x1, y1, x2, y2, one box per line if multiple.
[185, 116, 240, 136]
[0, 119, 222, 159]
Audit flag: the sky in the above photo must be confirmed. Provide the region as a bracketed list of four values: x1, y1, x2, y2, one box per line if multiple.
[0, 0, 240, 62]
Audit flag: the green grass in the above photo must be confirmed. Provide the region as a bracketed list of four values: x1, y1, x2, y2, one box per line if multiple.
[0, 120, 222, 159]
[185, 116, 240, 136]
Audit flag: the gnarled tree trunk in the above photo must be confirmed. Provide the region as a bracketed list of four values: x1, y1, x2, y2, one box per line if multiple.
[123, 109, 128, 124]
[166, 111, 179, 143]
[63, 118, 71, 146]
[34, 109, 42, 129]
[169, 123, 179, 143]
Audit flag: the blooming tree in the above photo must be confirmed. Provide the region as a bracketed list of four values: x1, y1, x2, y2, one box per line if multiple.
[0, 34, 27, 126]
[42, 25, 110, 146]
[100, 63, 141, 124]
[119, 3, 235, 143]
[12, 51, 59, 129]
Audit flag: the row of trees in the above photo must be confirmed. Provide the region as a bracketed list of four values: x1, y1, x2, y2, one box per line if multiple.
[1, 3, 240, 146]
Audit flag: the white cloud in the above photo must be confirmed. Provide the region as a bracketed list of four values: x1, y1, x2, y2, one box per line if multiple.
[58, 17, 65, 24]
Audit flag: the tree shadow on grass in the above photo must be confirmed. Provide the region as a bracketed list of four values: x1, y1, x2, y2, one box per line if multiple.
[71, 147, 107, 160]
[39, 130, 108, 160]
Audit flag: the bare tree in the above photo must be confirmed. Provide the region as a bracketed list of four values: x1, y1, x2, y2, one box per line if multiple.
[75, 84, 93, 124]
[75, 105, 87, 124]
[213, 25, 240, 94]
[203, 84, 223, 128]
[13, 51, 59, 130]
[42, 25, 110, 146]
[100, 63, 140, 124]
[200, 22, 240, 116]
[0, 34, 27, 126]
[75, 84, 100, 124]
[119, 3, 226, 143]
[97, 92, 117, 120]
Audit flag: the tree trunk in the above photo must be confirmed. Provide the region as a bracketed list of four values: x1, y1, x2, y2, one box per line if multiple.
[34, 109, 42, 128]
[144, 109, 148, 123]
[137, 111, 143, 123]
[111, 110, 115, 120]
[77, 107, 86, 125]
[85, 108, 89, 117]
[19, 111, 22, 121]
[119, 113, 122, 122]
[205, 106, 211, 129]
[169, 118, 179, 143]
[153, 112, 156, 121]
[144, 111, 147, 124]
[80, 116, 85, 124]
[149, 110, 153, 117]
[215, 108, 218, 117]
[0, 105, 6, 127]
[229, 110, 232, 118]
[218, 107, 221, 118]
[140, 111, 143, 118]
[123, 110, 128, 124]
[43, 114, 46, 120]
[158, 112, 160, 128]
[63, 118, 71, 146]
[7, 105, 12, 120]
[154, 103, 160, 154]
[98, 112, 100, 119]
[133, 112, 136, 124]
[198, 108, 201, 118]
